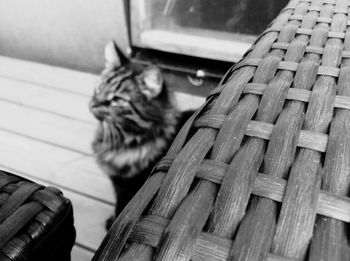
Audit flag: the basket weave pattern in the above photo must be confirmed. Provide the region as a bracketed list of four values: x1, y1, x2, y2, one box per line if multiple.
[0, 170, 74, 260]
[94, 0, 350, 260]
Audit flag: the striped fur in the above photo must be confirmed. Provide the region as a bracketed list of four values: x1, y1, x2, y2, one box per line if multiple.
[89, 42, 192, 227]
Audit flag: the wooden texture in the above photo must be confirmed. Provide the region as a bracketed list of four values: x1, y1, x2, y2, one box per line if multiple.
[0, 76, 94, 123]
[0, 129, 114, 204]
[0, 100, 95, 154]
[94, 0, 350, 260]
[71, 245, 94, 261]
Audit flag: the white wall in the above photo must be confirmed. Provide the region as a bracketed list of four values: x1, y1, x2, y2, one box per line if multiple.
[0, 0, 129, 73]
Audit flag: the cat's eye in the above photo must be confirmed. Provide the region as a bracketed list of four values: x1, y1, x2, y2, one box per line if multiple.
[111, 97, 129, 107]
[100, 101, 110, 107]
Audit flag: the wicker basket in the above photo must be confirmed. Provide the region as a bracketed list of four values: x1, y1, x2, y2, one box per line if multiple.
[0, 170, 75, 261]
[94, 0, 350, 260]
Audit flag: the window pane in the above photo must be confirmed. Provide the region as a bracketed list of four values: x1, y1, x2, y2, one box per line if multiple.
[132, 0, 290, 61]
[150, 0, 289, 37]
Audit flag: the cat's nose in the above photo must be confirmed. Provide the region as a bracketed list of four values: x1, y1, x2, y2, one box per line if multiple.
[90, 106, 109, 121]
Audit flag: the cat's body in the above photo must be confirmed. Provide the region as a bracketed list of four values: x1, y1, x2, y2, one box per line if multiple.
[90, 42, 192, 228]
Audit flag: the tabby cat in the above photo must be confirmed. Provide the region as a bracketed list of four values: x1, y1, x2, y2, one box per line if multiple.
[90, 41, 192, 228]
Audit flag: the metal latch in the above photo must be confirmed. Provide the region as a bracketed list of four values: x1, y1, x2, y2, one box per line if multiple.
[187, 69, 206, 87]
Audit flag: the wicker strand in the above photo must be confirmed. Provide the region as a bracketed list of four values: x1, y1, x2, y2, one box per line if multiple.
[309, 0, 350, 259]
[270, 1, 342, 259]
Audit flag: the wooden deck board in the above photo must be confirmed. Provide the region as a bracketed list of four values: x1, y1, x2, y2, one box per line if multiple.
[63, 189, 113, 250]
[0, 100, 95, 154]
[71, 245, 95, 261]
[0, 76, 94, 123]
[0, 129, 115, 204]
[0, 56, 99, 96]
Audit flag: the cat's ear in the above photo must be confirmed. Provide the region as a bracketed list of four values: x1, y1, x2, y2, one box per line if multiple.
[141, 66, 163, 99]
[104, 41, 129, 66]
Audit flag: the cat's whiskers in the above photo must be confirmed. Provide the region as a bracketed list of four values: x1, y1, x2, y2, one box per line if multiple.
[124, 114, 152, 129]
[102, 121, 111, 147]
[110, 122, 121, 148]
[112, 120, 126, 144]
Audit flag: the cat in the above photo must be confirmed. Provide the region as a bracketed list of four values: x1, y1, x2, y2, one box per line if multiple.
[90, 41, 193, 229]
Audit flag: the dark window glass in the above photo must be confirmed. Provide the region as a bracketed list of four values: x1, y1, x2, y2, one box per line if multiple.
[151, 0, 289, 37]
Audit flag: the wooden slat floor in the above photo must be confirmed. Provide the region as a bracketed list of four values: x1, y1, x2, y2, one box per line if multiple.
[0, 56, 205, 260]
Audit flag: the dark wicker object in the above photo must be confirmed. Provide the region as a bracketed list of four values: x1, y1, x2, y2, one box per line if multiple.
[94, 0, 350, 260]
[0, 170, 75, 261]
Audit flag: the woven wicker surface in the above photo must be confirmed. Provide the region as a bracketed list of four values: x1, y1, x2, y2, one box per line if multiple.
[94, 0, 350, 260]
[0, 170, 75, 260]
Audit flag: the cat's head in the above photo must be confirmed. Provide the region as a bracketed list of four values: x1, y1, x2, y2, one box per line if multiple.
[90, 41, 175, 137]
